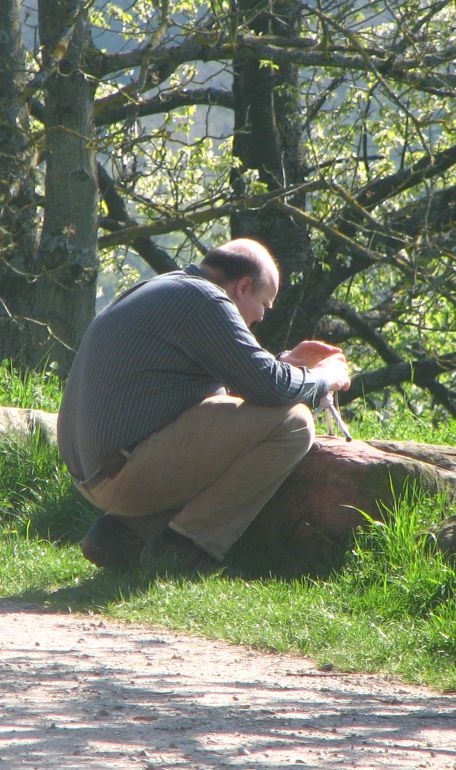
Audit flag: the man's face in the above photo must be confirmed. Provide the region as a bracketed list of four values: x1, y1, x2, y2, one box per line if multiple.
[227, 268, 279, 328]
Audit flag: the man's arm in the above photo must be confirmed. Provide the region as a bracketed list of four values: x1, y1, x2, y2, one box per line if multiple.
[180, 293, 334, 407]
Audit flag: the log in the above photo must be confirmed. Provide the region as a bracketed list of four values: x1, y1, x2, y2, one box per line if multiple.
[233, 436, 456, 574]
[1, 407, 454, 572]
[0, 406, 57, 444]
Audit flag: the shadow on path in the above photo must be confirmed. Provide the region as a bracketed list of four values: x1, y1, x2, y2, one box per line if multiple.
[0, 599, 454, 770]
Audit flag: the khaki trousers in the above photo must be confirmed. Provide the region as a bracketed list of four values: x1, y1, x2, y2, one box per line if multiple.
[82, 395, 315, 560]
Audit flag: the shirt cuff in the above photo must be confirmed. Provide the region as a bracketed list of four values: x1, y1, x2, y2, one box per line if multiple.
[299, 366, 331, 407]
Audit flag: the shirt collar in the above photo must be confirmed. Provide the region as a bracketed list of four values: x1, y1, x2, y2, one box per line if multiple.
[182, 263, 229, 298]
[183, 263, 205, 278]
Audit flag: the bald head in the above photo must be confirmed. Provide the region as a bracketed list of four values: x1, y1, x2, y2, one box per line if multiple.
[201, 238, 279, 292]
[201, 238, 279, 327]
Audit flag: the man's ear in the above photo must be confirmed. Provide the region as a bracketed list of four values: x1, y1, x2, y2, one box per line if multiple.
[232, 276, 253, 298]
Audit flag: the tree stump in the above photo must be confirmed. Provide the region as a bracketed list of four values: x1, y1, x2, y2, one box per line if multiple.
[1, 407, 455, 573]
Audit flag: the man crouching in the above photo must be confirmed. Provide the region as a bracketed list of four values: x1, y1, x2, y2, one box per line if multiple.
[57, 238, 350, 570]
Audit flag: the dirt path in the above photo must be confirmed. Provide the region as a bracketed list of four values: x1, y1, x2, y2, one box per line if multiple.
[0, 599, 455, 770]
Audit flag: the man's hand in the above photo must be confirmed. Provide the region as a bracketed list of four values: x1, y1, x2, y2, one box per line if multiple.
[280, 340, 343, 368]
[279, 340, 350, 392]
[311, 352, 351, 392]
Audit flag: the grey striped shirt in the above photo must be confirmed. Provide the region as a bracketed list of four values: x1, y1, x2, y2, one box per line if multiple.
[57, 265, 329, 479]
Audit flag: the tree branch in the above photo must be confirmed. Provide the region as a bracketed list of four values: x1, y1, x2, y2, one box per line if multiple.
[339, 353, 456, 412]
[86, 29, 229, 81]
[327, 145, 456, 258]
[240, 35, 456, 97]
[97, 164, 177, 274]
[325, 299, 402, 364]
[97, 181, 325, 250]
[327, 152, 456, 275]
[86, 31, 456, 98]
[356, 144, 456, 212]
[326, 300, 456, 416]
[94, 87, 233, 127]
[275, 200, 380, 264]
[375, 185, 456, 247]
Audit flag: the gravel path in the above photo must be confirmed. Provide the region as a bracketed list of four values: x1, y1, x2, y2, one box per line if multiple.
[0, 599, 455, 769]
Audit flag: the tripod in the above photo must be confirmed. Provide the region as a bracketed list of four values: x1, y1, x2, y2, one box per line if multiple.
[314, 391, 352, 442]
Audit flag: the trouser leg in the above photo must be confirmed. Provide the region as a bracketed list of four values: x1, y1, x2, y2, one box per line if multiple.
[76, 480, 175, 543]
[169, 402, 314, 559]
[87, 395, 315, 560]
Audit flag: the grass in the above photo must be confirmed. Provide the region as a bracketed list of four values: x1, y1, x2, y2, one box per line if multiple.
[0, 359, 62, 412]
[0, 361, 455, 691]
[339, 401, 456, 444]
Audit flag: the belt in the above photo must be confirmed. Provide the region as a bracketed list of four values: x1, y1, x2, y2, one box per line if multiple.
[78, 448, 132, 491]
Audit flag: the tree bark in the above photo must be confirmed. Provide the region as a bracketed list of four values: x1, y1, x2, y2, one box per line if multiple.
[33, 0, 98, 375]
[0, 1, 98, 375]
[0, 0, 38, 365]
[231, 0, 319, 350]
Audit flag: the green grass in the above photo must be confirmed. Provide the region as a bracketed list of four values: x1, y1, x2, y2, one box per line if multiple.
[0, 363, 455, 691]
[324, 402, 456, 444]
[0, 358, 62, 411]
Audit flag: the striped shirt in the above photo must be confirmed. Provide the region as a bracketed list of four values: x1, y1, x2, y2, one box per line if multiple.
[57, 265, 329, 479]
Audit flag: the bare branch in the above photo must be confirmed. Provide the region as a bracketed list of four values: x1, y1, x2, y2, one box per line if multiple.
[94, 87, 233, 128]
[86, 31, 456, 99]
[97, 164, 177, 274]
[340, 352, 456, 409]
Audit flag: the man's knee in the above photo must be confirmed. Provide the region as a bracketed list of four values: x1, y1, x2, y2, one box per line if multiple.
[282, 402, 315, 455]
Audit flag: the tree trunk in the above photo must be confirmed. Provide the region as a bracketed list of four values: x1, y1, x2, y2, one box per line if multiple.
[34, 0, 98, 375]
[0, 0, 38, 365]
[231, 0, 318, 350]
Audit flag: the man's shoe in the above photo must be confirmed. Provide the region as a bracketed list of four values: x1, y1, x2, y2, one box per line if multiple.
[140, 527, 217, 573]
[81, 514, 144, 569]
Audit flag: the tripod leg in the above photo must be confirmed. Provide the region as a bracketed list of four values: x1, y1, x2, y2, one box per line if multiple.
[325, 407, 334, 436]
[327, 403, 352, 442]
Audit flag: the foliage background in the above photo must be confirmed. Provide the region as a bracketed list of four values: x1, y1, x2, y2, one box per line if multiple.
[0, 0, 454, 420]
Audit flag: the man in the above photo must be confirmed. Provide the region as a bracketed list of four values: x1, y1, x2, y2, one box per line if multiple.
[57, 238, 350, 570]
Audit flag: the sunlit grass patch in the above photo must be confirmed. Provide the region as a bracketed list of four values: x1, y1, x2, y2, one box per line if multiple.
[0, 534, 92, 596]
[0, 359, 62, 412]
